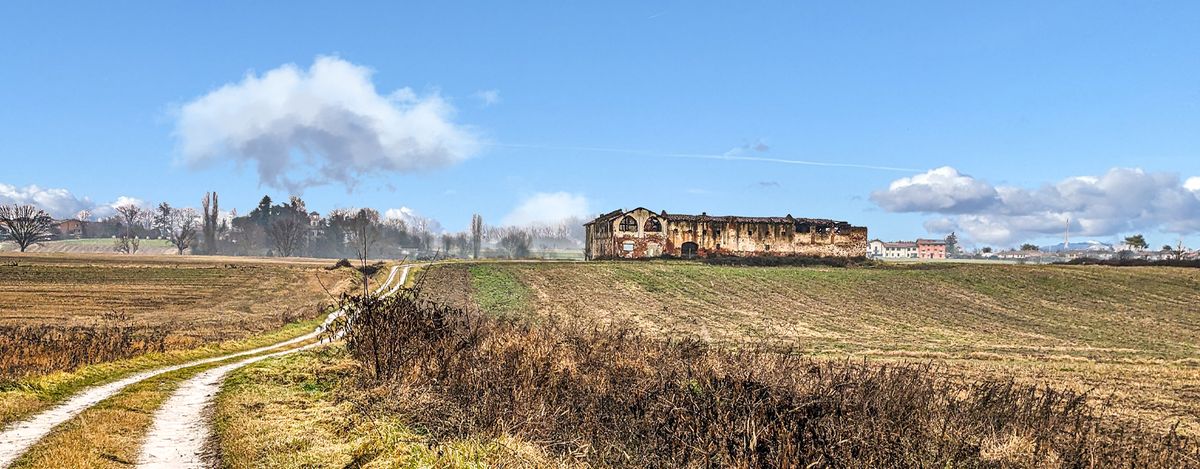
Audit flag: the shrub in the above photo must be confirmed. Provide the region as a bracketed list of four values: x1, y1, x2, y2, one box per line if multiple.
[1058, 257, 1200, 268]
[337, 292, 1198, 467]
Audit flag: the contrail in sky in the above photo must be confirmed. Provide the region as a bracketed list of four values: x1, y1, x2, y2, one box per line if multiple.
[487, 142, 923, 173]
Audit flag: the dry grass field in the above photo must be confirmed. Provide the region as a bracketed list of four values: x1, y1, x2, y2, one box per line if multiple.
[0, 253, 354, 381]
[421, 261, 1200, 435]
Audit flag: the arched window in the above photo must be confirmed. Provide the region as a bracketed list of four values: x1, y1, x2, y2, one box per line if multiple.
[620, 216, 638, 232]
[644, 217, 662, 232]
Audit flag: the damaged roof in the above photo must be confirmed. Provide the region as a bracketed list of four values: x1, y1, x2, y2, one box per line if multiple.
[584, 208, 860, 227]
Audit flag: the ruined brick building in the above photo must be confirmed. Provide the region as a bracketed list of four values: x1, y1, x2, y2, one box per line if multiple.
[583, 208, 868, 260]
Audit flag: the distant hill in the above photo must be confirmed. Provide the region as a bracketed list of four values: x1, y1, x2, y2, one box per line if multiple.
[1039, 241, 1113, 252]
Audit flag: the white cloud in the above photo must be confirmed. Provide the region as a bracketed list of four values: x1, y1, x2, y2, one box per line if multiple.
[176, 56, 480, 193]
[474, 89, 501, 106]
[723, 138, 770, 157]
[501, 192, 590, 227]
[107, 196, 146, 209]
[0, 183, 94, 218]
[0, 183, 143, 219]
[871, 166, 999, 214]
[384, 206, 443, 233]
[872, 167, 1200, 245]
[1186, 177, 1200, 193]
[383, 206, 418, 222]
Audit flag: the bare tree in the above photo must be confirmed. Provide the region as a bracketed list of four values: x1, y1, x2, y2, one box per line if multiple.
[229, 220, 263, 255]
[75, 209, 91, 238]
[154, 203, 199, 255]
[453, 232, 470, 257]
[499, 229, 532, 259]
[201, 192, 219, 255]
[440, 234, 453, 257]
[114, 204, 145, 254]
[0, 204, 54, 252]
[267, 196, 309, 257]
[470, 213, 483, 259]
[348, 208, 380, 295]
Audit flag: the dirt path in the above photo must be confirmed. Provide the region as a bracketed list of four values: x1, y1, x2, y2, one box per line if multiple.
[134, 342, 323, 468]
[0, 265, 403, 469]
[135, 264, 414, 468]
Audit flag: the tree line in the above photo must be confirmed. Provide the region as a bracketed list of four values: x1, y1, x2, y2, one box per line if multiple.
[0, 192, 585, 259]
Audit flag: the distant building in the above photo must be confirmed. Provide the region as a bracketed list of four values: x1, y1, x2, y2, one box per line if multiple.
[995, 250, 1039, 260]
[868, 240, 918, 259]
[916, 238, 947, 259]
[54, 219, 84, 238]
[583, 208, 868, 260]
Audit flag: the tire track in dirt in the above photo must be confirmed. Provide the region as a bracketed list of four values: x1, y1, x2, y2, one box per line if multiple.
[0, 265, 403, 469]
[134, 264, 414, 468]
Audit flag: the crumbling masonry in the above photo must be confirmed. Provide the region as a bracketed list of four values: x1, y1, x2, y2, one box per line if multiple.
[584, 208, 868, 260]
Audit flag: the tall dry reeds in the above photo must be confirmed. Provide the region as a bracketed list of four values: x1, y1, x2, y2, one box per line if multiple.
[339, 292, 1198, 467]
[0, 305, 321, 384]
[0, 322, 172, 383]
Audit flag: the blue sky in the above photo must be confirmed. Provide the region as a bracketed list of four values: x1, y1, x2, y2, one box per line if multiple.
[1, 2, 1198, 248]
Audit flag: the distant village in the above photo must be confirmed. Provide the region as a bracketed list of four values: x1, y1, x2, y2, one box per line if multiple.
[869, 233, 1200, 263]
[10, 200, 1200, 263]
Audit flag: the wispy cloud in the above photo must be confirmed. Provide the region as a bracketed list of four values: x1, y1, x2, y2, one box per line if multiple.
[501, 192, 590, 226]
[474, 89, 501, 107]
[489, 143, 920, 173]
[724, 139, 770, 156]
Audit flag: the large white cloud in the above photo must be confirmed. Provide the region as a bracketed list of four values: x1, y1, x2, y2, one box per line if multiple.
[0, 183, 142, 219]
[871, 166, 999, 213]
[0, 183, 94, 218]
[176, 56, 480, 193]
[501, 192, 590, 227]
[872, 167, 1200, 245]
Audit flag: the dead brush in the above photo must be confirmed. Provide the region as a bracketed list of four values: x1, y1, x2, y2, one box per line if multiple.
[337, 293, 1200, 467]
[0, 321, 172, 384]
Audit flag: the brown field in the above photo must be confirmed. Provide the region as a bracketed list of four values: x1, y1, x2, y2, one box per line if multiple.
[422, 261, 1200, 435]
[0, 252, 355, 381]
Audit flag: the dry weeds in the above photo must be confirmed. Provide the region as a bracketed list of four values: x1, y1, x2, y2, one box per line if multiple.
[424, 261, 1200, 435]
[0, 253, 354, 381]
[338, 288, 1200, 468]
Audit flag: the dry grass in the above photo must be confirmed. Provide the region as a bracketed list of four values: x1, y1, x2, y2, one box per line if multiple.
[0, 252, 355, 381]
[215, 346, 555, 468]
[0, 318, 324, 429]
[335, 288, 1199, 467]
[8, 364, 205, 468]
[422, 261, 1200, 435]
[8, 334, 324, 469]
